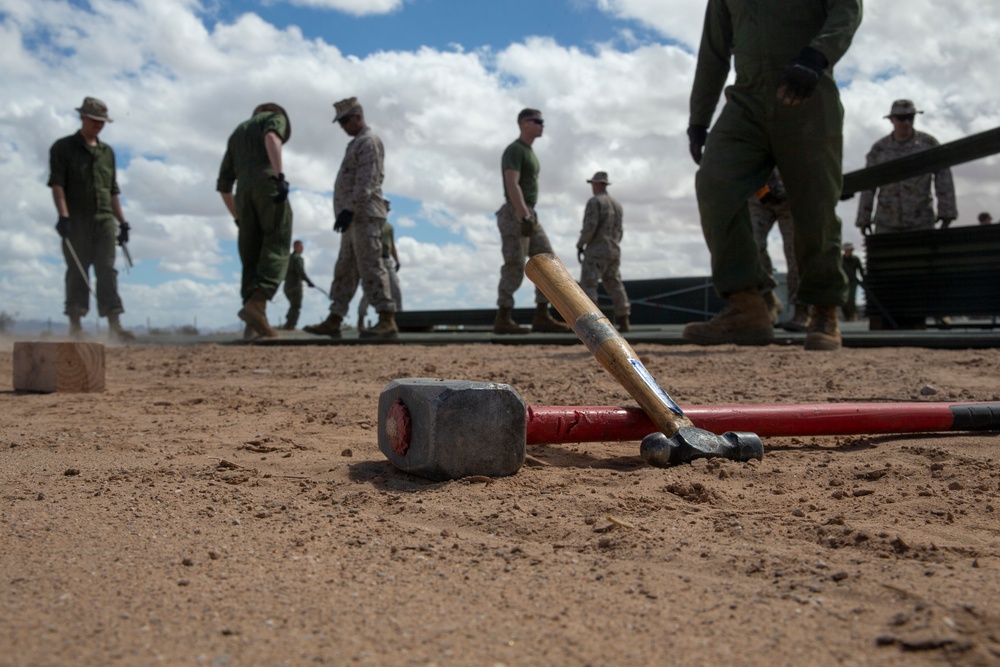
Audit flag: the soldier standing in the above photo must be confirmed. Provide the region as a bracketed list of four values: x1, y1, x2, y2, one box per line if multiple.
[856, 100, 957, 235]
[493, 108, 570, 335]
[48, 96, 134, 341]
[841, 242, 866, 321]
[282, 239, 314, 330]
[304, 97, 397, 339]
[576, 171, 630, 332]
[217, 102, 293, 340]
[683, 0, 861, 352]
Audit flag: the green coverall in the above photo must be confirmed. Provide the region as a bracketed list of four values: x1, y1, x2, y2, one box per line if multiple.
[691, 0, 862, 306]
[217, 112, 293, 302]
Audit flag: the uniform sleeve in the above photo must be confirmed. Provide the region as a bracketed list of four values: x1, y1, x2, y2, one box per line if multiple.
[578, 197, 600, 247]
[349, 135, 381, 213]
[263, 113, 288, 143]
[689, 0, 733, 128]
[47, 139, 67, 189]
[109, 148, 120, 197]
[808, 0, 863, 68]
[501, 143, 523, 173]
[216, 143, 236, 194]
[934, 167, 958, 220]
[855, 146, 877, 227]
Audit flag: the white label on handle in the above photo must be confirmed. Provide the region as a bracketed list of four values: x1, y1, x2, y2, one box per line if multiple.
[629, 358, 684, 416]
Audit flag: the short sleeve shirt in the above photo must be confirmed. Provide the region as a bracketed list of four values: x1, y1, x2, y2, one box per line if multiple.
[501, 139, 539, 207]
[216, 112, 288, 193]
[48, 131, 120, 218]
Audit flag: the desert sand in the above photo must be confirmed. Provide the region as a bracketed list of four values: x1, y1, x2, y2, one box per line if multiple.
[2, 338, 999, 666]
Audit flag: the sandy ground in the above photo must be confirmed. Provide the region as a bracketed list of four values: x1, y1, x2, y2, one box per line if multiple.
[1, 337, 999, 666]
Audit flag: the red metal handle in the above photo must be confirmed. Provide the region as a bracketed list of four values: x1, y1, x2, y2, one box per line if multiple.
[526, 402, 1000, 443]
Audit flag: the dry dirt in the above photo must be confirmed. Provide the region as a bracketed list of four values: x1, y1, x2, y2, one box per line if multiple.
[1, 338, 999, 666]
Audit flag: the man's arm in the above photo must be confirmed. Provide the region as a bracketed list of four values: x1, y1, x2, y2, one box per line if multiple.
[349, 136, 383, 213]
[934, 167, 958, 224]
[220, 192, 237, 220]
[855, 149, 877, 233]
[111, 195, 127, 226]
[578, 197, 599, 248]
[503, 169, 531, 220]
[51, 185, 69, 218]
[688, 0, 733, 129]
[807, 0, 863, 69]
[264, 131, 283, 175]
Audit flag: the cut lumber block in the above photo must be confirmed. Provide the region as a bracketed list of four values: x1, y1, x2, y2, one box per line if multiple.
[13, 342, 106, 393]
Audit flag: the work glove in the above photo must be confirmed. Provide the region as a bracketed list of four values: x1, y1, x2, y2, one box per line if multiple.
[858, 220, 873, 237]
[520, 214, 534, 237]
[394, 261, 401, 272]
[687, 125, 708, 165]
[334, 209, 354, 233]
[271, 172, 290, 204]
[776, 47, 828, 106]
[306, 279, 315, 288]
[56, 215, 70, 238]
[117, 221, 130, 246]
[937, 216, 954, 229]
[577, 246, 585, 264]
[233, 218, 239, 228]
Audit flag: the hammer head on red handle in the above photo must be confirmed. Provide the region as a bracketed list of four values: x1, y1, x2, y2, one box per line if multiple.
[640, 428, 764, 467]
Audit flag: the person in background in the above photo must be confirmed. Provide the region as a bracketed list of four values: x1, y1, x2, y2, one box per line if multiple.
[282, 239, 314, 330]
[576, 171, 630, 332]
[358, 212, 402, 329]
[978, 212, 992, 225]
[840, 242, 866, 322]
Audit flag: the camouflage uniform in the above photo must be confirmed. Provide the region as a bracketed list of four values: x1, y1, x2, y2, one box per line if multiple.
[856, 131, 957, 233]
[327, 127, 394, 318]
[578, 191, 630, 317]
[282, 249, 313, 328]
[690, 0, 861, 306]
[217, 111, 293, 302]
[496, 139, 556, 309]
[749, 169, 800, 306]
[48, 131, 126, 318]
[358, 221, 402, 321]
[841, 250, 865, 320]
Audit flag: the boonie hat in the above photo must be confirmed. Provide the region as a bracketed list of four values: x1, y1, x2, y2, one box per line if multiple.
[587, 171, 611, 184]
[843, 242, 855, 250]
[76, 97, 113, 122]
[333, 97, 361, 122]
[885, 99, 923, 118]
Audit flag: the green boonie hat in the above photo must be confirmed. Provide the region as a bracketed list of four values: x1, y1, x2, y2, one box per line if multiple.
[843, 242, 854, 250]
[333, 97, 361, 122]
[587, 171, 611, 184]
[76, 96, 113, 122]
[885, 99, 923, 118]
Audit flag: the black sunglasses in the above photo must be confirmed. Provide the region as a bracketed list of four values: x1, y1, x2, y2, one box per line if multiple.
[526, 118, 544, 126]
[337, 114, 356, 125]
[892, 114, 915, 122]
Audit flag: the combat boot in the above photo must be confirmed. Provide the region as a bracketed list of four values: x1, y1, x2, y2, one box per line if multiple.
[303, 312, 342, 338]
[243, 324, 261, 341]
[68, 314, 84, 338]
[682, 289, 775, 346]
[357, 314, 364, 330]
[804, 305, 842, 351]
[762, 291, 783, 325]
[616, 314, 631, 333]
[360, 311, 399, 339]
[238, 290, 278, 339]
[281, 316, 297, 331]
[493, 307, 529, 335]
[107, 313, 135, 342]
[780, 305, 810, 333]
[532, 303, 571, 334]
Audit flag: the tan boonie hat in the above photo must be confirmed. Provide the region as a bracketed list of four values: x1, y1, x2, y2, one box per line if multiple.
[333, 97, 361, 122]
[587, 171, 611, 184]
[76, 96, 113, 122]
[885, 99, 923, 118]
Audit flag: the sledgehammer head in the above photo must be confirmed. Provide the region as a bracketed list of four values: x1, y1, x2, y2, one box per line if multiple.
[640, 427, 764, 467]
[378, 378, 527, 481]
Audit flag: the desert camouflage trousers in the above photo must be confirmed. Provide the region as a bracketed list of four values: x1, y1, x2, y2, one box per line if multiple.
[327, 215, 396, 318]
[495, 202, 555, 309]
[580, 249, 630, 317]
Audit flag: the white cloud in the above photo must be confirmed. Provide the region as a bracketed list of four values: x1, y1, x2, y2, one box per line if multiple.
[281, 0, 405, 17]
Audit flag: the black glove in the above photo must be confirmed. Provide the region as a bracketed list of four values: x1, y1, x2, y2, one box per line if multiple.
[777, 47, 828, 105]
[394, 261, 400, 272]
[117, 221, 130, 246]
[687, 125, 708, 165]
[577, 247, 585, 264]
[56, 215, 70, 238]
[520, 215, 534, 237]
[859, 222, 873, 237]
[233, 218, 239, 228]
[334, 209, 354, 233]
[937, 216, 954, 229]
[306, 279, 315, 288]
[271, 173, 290, 203]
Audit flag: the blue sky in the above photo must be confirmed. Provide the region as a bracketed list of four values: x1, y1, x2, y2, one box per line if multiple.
[2, 0, 999, 331]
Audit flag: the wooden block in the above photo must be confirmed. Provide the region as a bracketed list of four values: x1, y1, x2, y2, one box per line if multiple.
[13, 342, 106, 393]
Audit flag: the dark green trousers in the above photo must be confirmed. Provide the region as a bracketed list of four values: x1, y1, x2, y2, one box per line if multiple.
[696, 78, 848, 306]
[62, 214, 123, 318]
[236, 172, 293, 302]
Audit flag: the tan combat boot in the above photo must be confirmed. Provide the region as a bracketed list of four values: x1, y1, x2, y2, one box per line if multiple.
[493, 307, 529, 334]
[238, 290, 278, 339]
[303, 312, 343, 338]
[616, 314, 631, 333]
[360, 311, 399, 339]
[107, 313, 135, 342]
[780, 304, 810, 333]
[762, 291, 783, 325]
[531, 303, 571, 333]
[682, 289, 775, 346]
[68, 314, 84, 338]
[804, 305, 841, 351]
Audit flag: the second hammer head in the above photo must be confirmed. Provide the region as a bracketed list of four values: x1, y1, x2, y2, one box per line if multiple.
[377, 378, 527, 481]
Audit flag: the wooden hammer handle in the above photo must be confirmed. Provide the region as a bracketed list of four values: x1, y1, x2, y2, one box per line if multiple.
[525, 253, 693, 436]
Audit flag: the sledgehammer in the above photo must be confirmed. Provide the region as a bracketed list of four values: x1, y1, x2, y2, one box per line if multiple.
[525, 253, 763, 469]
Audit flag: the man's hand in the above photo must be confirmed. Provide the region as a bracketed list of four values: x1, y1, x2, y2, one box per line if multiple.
[271, 173, 290, 203]
[777, 47, 828, 106]
[687, 125, 708, 165]
[394, 261, 401, 272]
[117, 221, 130, 246]
[56, 216, 70, 238]
[937, 216, 954, 229]
[306, 279, 315, 288]
[334, 209, 354, 233]
[577, 246, 585, 264]
[233, 218, 240, 228]
[858, 221, 873, 236]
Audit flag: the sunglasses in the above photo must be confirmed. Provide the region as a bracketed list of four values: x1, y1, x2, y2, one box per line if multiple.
[892, 114, 915, 122]
[337, 114, 356, 125]
[526, 118, 544, 126]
